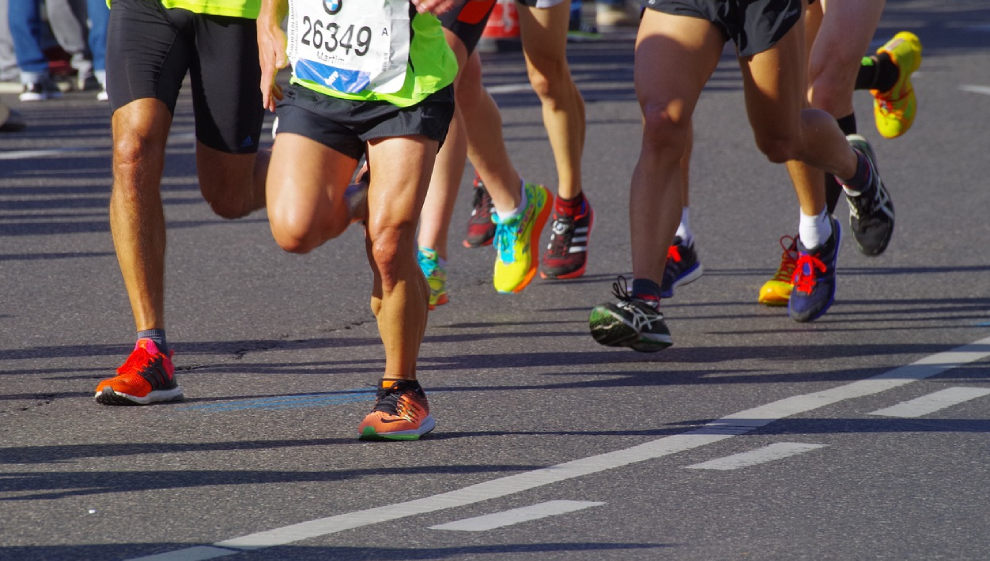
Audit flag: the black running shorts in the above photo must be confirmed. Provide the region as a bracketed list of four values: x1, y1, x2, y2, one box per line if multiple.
[273, 84, 456, 161]
[439, 0, 497, 55]
[105, 0, 265, 154]
[638, 0, 804, 57]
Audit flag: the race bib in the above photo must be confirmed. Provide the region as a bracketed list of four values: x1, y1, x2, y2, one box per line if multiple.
[286, 0, 410, 94]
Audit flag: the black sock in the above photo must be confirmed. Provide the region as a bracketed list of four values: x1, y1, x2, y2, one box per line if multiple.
[855, 53, 899, 92]
[841, 152, 872, 193]
[825, 113, 858, 214]
[631, 278, 662, 308]
[137, 329, 168, 355]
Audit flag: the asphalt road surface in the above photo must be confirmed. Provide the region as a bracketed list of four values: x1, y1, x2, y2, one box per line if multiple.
[2, 1, 990, 560]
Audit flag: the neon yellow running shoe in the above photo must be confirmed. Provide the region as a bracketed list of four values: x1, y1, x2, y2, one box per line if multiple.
[417, 247, 448, 310]
[493, 183, 551, 294]
[872, 31, 922, 139]
[758, 235, 799, 307]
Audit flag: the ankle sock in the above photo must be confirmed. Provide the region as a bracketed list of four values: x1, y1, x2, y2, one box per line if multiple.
[798, 210, 832, 250]
[555, 192, 585, 216]
[495, 180, 527, 222]
[631, 278, 662, 308]
[138, 329, 168, 355]
[825, 114, 858, 214]
[841, 151, 873, 195]
[856, 53, 899, 92]
[674, 207, 693, 246]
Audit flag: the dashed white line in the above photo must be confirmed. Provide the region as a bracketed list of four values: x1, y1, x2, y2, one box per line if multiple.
[868, 387, 990, 418]
[429, 500, 605, 532]
[128, 335, 990, 561]
[685, 442, 827, 471]
[960, 85, 990, 96]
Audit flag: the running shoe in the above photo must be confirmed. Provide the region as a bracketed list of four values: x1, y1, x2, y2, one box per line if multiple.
[94, 339, 183, 405]
[872, 32, 923, 139]
[845, 135, 894, 256]
[417, 247, 448, 310]
[493, 183, 551, 294]
[660, 236, 703, 298]
[788, 218, 841, 323]
[589, 276, 672, 353]
[358, 378, 435, 440]
[758, 235, 799, 306]
[540, 198, 594, 279]
[463, 173, 496, 248]
[19, 79, 62, 102]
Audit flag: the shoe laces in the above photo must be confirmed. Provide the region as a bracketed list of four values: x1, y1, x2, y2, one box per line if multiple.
[417, 249, 438, 277]
[494, 214, 524, 263]
[610, 276, 664, 331]
[372, 381, 423, 420]
[772, 236, 799, 282]
[667, 244, 683, 264]
[545, 213, 575, 257]
[792, 252, 826, 295]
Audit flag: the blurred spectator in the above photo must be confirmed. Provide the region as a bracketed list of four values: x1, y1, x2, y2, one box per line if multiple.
[7, 0, 108, 101]
[0, 0, 21, 89]
[595, 0, 640, 28]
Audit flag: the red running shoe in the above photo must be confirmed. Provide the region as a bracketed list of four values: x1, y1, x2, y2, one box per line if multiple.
[94, 339, 183, 405]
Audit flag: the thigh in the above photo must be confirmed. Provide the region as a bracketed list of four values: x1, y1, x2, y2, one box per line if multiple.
[366, 136, 438, 235]
[105, 0, 190, 113]
[189, 13, 264, 154]
[635, 8, 723, 126]
[517, 0, 570, 68]
[737, 5, 807, 141]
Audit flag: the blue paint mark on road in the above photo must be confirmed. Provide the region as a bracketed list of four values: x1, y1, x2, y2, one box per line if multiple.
[179, 388, 376, 413]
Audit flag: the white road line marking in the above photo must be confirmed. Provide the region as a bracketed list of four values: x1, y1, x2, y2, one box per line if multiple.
[429, 500, 604, 532]
[130, 546, 239, 561]
[685, 443, 827, 471]
[868, 387, 990, 418]
[128, 335, 990, 561]
[960, 85, 990, 96]
[487, 82, 534, 94]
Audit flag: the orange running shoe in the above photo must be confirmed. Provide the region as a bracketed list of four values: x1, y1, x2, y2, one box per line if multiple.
[758, 235, 799, 306]
[94, 339, 183, 405]
[358, 379, 435, 440]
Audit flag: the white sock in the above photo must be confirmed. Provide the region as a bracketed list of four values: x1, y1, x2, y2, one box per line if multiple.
[798, 210, 832, 250]
[674, 207, 693, 245]
[494, 180, 527, 222]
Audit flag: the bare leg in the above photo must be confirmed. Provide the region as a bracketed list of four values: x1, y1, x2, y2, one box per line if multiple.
[265, 133, 356, 253]
[109, 99, 173, 332]
[365, 136, 438, 379]
[518, 1, 585, 200]
[631, 11, 723, 284]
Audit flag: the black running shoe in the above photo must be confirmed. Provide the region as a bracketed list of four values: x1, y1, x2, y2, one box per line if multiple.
[463, 173, 496, 248]
[589, 276, 672, 353]
[660, 237, 703, 298]
[845, 135, 894, 256]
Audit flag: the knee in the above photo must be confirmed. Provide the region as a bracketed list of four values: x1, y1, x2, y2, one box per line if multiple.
[112, 131, 161, 180]
[754, 134, 799, 164]
[269, 207, 319, 255]
[203, 186, 253, 220]
[526, 61, 567, 102]
[368, 221, 416, 290]
[640, 102, 690, 152]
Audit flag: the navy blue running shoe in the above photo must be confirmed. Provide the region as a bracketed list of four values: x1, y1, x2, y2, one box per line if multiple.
[788, 218, 841, 323]
[660, 237, 703, 298]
